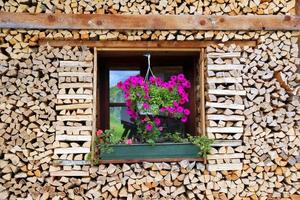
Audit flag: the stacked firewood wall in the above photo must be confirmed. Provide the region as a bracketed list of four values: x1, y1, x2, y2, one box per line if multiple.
[0, 30, 299, 199]
[0, 45, 58, 199]
[0, 0, 296, 15]
[0, 0, 299, 198]
[51, 47, 95, 177]
[205, 45, 246, 172]
[240, 33, 300, 197]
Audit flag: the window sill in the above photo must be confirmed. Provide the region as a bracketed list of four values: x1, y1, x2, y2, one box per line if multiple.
[98, 143, 204, 164]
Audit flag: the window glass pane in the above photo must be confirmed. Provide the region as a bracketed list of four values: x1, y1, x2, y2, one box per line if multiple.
[110, 106, 135, 141]
[110, 70, 139, 103]
[152, 66, 183, 81]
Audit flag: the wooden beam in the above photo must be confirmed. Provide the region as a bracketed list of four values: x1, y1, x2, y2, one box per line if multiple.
[52, 160, 90, 166]
[212, 140, 242, 147]
[58, 72, 93, 77]
[39, 40, 257, 49]
[206, 102, 245, 110]
[56, 104, 92, 110]
[55, 135, 91, 141]
[55, 125, 93, 131]
[208, 89, 246, 96]
[57, 94, 93, 100]
[207, 64, 244, 71]
[58, 83, 93, 89]
[207, 163, 243, 171]
[54, 147, 90, 154]
[207, 127, 243, 133]
[199, 49, 206, 135]
[1, 12, 299, 30]
[57, 115, 93, 121]
[60, 61, 93, 68]
[207, 114, 245, 121]
[207, 52, 241, 58]
[207, 77, 242, 84]
[50, 170, 89, 176]
[91, 47, 97, 163]
[207, 153, 244, 160]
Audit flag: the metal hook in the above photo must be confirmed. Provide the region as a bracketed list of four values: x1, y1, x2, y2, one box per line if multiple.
[144, 53, 155, 80]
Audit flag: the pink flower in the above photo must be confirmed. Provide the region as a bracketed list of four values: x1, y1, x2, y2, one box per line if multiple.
[154, 118, 161, 126]
[177, 106, 184, 113]
[126, 100, 132, 107]
[173, 102, 179, 107]
[158, 127, 163, 131]
[183, 81, 191, 88]
[184, 109, 190, 115]
[181, 116, 188, 123]
[96, 129, 103, 136]
[149, 76, 156, 83]
[160, 107, 166, 112]
[171, 76, 177, 82]
[126, 139, 133, 144]
[143, 102, 150, 109]
[117, 81, 123, 88]
[177, 73, 185, 81]
[146, 123, 153, 131]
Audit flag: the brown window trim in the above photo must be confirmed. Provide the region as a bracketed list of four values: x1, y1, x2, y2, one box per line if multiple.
[97, 53, 199, 136]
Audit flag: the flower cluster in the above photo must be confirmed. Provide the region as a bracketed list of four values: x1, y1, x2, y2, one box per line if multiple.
[117, 74, 191, 143]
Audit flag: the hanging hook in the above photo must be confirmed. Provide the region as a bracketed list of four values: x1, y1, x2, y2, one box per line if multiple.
[144, 53, 151, 68]
[144, 53, 155, 81]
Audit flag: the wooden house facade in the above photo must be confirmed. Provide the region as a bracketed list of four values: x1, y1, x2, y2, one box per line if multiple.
[0, 0, 299, 199]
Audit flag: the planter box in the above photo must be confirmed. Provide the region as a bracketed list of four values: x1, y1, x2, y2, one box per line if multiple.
[99, 143, 200, 161]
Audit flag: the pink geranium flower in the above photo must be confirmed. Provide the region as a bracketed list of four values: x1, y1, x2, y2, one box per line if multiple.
[184, 109, 190, 115]
[118, 74, 191, 142]
[143, 102, 150, 109]
[154, 118, 161, 126]
[126, 139, 133, 144]
[146, 123, 153, 131]
[181, 117, 188, 123]
[96, 129, 103, 136]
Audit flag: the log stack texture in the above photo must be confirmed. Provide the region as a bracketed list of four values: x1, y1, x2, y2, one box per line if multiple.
[51, 48, 95, 177]
[0, 0, 300, 199]
[206, 45, 246, 172]
[0, 0, 296, 15]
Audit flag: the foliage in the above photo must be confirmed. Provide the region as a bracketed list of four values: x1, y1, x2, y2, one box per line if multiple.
[95, 129, 135, 160]
[188, 135, 214, 157]
[117, 74, 191, 143]
[95, 129, 121, 154]
[94, 128, 214, 159]
[162, 132, 189, 143]
[85, 152, 92, 161]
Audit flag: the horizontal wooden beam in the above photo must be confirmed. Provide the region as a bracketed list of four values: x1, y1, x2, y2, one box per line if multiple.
[39, 40, 257, 49]
[207, 127, 243, 133]
[52, 160, 90, 166]
[50, 170, 89, 176]
[212, 140, 242, 147]
[207, 163, 243, 171]
[207, 114, 245, 121]
[207, 153, 244, 160]
[55, 135, 91, 141]
[54, 147, 90, 154]
[1, 12, 299, 30]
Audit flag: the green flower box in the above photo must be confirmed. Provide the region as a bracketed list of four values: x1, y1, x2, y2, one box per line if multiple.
[99, 143, 201, 161]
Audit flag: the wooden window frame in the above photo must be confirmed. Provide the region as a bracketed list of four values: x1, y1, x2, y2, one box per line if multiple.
[97, 53, 200, 136]
[93, 47, 207, 163]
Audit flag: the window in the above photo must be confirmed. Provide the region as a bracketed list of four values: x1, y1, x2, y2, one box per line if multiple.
[97, 52, 199, 142]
